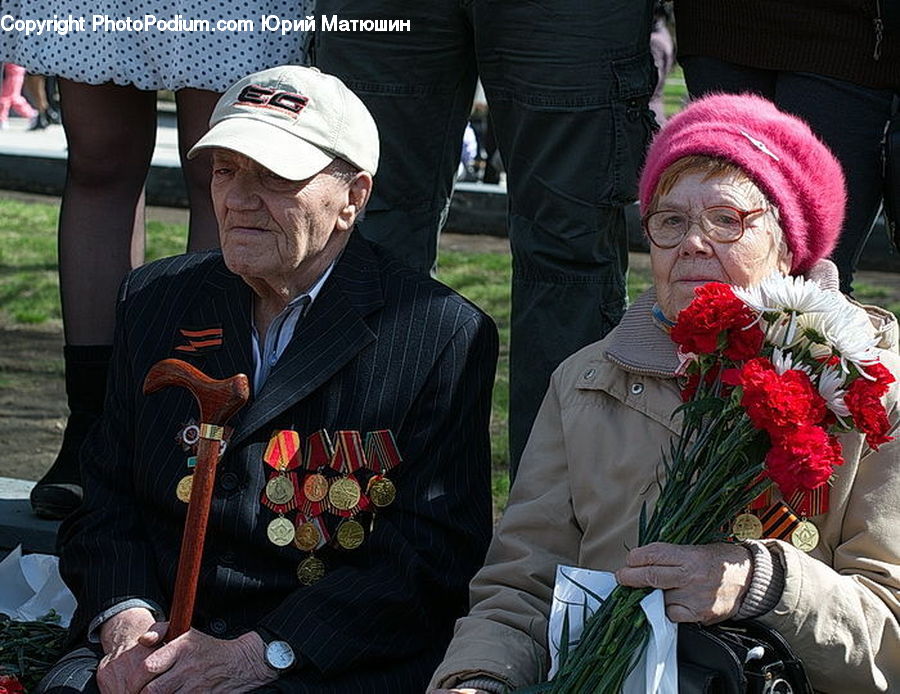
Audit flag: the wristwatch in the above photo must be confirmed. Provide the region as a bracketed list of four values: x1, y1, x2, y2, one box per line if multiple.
[257, 629, 297, 672]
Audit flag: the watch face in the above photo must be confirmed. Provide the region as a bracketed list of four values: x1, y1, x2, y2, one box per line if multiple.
[265, 640, 295, 670]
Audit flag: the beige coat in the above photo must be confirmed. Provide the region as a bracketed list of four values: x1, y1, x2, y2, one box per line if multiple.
[431, 287, 900, 693]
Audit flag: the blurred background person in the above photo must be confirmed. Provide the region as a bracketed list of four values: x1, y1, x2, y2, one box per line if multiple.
[316, 1, 658, 476]
[674, 0, 900, 295]
[0, 62, 38, 128]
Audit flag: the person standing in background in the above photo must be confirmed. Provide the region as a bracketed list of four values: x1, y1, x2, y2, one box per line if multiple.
[0, 2, 314, 519]
[315, 2, 657, 476]
[675, 0, 899, 295]
[0, 62, 38, 128]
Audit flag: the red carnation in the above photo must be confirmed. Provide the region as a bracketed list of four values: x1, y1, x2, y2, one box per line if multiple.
[740, 358, 827, 436]
[0, 676, 25, 694]
[671, 282, 763, 360]
[845, 363, 895, 449]
[765, 425, 843, 497]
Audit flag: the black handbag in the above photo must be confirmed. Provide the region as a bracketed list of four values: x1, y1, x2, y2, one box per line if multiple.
[677, 621, 814, 694]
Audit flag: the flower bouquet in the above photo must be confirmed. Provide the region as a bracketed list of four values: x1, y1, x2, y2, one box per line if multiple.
[532, 274, 895, 693]
[0, 611, 66, 693]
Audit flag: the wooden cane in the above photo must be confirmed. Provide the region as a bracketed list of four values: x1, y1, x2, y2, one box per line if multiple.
[143, 358, 250, 640]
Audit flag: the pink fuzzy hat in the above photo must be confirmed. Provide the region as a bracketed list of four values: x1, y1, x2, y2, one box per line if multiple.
[638, 93, 846, 274]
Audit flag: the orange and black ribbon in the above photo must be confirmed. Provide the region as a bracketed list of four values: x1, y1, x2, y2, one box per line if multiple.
[758, 502, 800, 541]
[174, 326, 223, 353]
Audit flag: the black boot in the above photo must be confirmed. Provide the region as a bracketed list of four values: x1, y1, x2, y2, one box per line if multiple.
[31, 345, 112, 519]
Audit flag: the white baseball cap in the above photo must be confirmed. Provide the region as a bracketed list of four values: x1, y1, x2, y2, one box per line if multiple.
[188, 65, 379, 180]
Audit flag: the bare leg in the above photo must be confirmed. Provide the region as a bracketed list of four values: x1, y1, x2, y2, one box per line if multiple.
[175, 87, 221, 251]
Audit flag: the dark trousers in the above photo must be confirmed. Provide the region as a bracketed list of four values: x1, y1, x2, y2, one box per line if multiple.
[680, 55, 896, 295]
[34, 644, 102, 694]
[315, 1, 656, 472]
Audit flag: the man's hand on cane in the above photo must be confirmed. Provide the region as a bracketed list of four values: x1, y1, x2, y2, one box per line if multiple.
[97, 607, 159, 694]
[97, 608, 278, 694]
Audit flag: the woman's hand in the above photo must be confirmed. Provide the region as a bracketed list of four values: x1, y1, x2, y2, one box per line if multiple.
[615, 542, 753, 624]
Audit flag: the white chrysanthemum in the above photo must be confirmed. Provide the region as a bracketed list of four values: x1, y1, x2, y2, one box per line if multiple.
[771, 347, 811, 376]
[818, 300, 880, 368]
[816, 365, 851, 418]
[794, 312, 834, 360]
[735, 272, 842, 314]
[765, 314, 801, 349]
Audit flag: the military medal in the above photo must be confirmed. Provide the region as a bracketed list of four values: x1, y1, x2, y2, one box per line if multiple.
[181, 423, 200, 448]
[297, 430, 332, 517]
[791, 520, 819, 552]
[302, 472, 329, 503]
[785, 486, 827, 552]
[328, 476, 362, 511]
[176, 475, 194, 503]
[266, 475, 295, 505]
[326, 431, 366, 516]
[367, 476, 396, 508]
[296, 556, 326, 586]
[267, 516, 296, 546]
[336, 519, 365, 550]
[261, 430, 301, 513]
[364, 430, 402, 509]
[294, 520, 322, 552]
[732, 512, 763, 541]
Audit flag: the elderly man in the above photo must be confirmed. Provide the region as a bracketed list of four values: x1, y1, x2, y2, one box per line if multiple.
[37, 66, 498, 693]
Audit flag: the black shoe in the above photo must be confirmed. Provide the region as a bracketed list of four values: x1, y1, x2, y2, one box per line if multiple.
[28, 111, 50, 131]
[30, 410, 96, 519]
[31, 345, 111, 520]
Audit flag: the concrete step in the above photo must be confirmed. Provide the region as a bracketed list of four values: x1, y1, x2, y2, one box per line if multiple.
[0, 477, 60, 555]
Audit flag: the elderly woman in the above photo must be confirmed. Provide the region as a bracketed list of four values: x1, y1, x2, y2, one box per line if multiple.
[429, 94, 900, 694]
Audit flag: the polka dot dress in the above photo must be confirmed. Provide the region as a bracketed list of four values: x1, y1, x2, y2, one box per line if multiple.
[0, 1, 315, 91]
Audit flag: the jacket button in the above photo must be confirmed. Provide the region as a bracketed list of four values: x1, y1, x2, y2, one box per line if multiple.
[631, 383, 645, 395]
[209, 618, 227, 636]
[583, 368, 596, 380]
[219, 472, 239, 491]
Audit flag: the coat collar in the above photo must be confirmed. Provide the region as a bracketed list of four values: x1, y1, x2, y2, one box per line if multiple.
[601, 259, 850, 379]
[604, 288, 681, 378]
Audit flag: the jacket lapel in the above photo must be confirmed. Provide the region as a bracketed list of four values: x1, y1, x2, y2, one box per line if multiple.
[230, 234, 384, 447]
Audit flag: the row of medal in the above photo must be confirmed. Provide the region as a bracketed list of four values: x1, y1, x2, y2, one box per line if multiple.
[731, 485, 828, 552]
[260, 428, 402, 585]
[174, 425, 402, 585]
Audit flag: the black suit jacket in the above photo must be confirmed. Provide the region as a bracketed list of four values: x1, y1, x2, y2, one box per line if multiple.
[58, 234, 498, 692]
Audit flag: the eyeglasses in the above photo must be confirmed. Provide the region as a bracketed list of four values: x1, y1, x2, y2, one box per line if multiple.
[642, 205, 768, 249]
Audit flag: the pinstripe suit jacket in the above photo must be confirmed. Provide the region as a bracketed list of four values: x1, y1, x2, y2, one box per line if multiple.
[57, 233, 498, 692]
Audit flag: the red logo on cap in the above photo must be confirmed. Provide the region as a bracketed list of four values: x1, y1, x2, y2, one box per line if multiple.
[236, 85, 309, 114]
